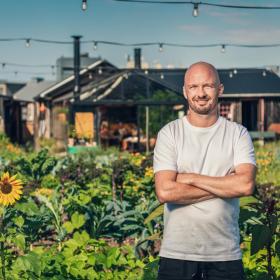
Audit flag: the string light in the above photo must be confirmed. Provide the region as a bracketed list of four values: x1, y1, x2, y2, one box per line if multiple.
[221, 44, 226, 53]
[25, 38, 31, 48]
[98, 68, 103, 75]
[82, 0, 87, 11]
[158, 43, 163, 52]
[160, 73, 164, 79]
[233, 69, 238, 75]
[93, 41, 98, 50]
[262, 70, 267, 77]
[192, 3, 199, 17]
[88, 72, 93, 79]
[144, 70, 149, 75]
[2, 63, 5, 69]
[229, 71, 233, 78]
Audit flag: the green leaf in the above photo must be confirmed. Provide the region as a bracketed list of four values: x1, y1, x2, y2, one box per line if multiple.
[14, 234, 25, 251]
[240, 196, 258, 207]
[144, 204, 164, 224]
[13, 216, 25, 228]
[251, 224, 271, 255]
[15, 201, 40, 216]
[71, 212, 85, 229]
[63, 221, 74, 234]
[275, 240, 280, 258]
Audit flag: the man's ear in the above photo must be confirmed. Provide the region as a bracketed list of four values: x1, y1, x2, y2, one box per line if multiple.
[183, 86, 188, 100]
[218, 83, 224, 97]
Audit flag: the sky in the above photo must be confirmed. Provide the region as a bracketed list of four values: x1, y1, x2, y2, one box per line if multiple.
[1, 0, 280, 82]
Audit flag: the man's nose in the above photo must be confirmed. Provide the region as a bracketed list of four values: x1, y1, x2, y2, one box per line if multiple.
[197, 86, 207, 97]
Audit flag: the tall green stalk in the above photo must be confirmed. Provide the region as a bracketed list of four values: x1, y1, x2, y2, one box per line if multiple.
[0, 207, 6, 280]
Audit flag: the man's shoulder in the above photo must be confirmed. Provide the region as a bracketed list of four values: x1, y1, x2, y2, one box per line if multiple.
[158, 118, 182, 135]
[222, 117, 248, 134]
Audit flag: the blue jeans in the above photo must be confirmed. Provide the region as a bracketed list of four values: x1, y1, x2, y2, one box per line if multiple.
[157, 257, 245, 280]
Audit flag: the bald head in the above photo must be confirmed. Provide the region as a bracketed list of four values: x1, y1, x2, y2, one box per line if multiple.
[184, 62, 220, 87]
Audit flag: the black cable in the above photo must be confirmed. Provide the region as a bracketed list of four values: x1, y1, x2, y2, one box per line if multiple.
[113, 0, 280, 9]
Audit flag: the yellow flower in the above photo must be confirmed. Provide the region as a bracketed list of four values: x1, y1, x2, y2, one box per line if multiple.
[0, 172, 23, 206]
[33, 188, 53, 197]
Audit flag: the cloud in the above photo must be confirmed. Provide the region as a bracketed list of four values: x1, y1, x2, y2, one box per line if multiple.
[224, 27, 280, 44]
[204, 10, 253, 25]
[178, 24, 212, 35]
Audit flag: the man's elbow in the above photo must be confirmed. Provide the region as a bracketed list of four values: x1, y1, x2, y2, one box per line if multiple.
[243, 180, 255, 196]
[156, 189, 168, 204]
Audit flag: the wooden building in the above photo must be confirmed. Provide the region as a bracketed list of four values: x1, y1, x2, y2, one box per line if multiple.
[31, 64, 280, 149]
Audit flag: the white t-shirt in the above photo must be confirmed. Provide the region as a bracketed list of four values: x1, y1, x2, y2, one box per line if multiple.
[153, 116, 256, 261]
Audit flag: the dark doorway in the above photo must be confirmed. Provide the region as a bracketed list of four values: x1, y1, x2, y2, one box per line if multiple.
[242, 100, 258, 131]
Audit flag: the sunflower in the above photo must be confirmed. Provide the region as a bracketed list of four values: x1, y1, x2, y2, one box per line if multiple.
[0, 172, 23, 206]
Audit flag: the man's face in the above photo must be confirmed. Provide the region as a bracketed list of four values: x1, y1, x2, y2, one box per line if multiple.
[184, 65, 223, 115]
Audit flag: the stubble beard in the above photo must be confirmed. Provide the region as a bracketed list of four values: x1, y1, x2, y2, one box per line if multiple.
[188, 95, 219, 115]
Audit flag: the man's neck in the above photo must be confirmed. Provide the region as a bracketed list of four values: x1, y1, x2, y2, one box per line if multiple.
[186, 110, 219, 128]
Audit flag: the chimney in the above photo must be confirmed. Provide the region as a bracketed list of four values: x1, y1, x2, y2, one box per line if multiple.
[134, 48, 141, 69]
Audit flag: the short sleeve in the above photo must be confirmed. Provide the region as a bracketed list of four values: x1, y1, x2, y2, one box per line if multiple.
[153, 124, 178, 174]
[234, 126, 256, 167]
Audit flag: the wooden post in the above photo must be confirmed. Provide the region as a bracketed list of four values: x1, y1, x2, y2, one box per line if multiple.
[34, 101, 40, 151]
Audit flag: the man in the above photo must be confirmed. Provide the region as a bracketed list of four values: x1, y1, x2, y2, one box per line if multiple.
[153, 62, 256, 280]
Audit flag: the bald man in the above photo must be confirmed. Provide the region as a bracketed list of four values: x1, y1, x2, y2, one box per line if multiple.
[153, 62, 256, 280]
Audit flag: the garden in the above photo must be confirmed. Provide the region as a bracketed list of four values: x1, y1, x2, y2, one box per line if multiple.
[0, 133, 279, 280]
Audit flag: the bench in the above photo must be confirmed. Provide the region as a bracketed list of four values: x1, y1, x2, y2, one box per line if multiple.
[249, 131, 276, 141]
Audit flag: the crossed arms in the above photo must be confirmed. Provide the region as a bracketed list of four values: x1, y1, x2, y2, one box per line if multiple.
[155, 163, 257, 204]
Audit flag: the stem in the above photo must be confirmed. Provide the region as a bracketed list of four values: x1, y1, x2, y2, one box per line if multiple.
[0, 241, 5, 280]
[0, 208, 6, 280]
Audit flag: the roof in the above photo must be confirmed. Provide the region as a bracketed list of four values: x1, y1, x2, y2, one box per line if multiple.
[38, 66, 280, 105]
[38, 59, 117, 100]
[13, 80, 56, 102]
[146, 68, 280, 95]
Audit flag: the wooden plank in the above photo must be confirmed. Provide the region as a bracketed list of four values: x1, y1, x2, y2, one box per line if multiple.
[75, 112, 94, 139]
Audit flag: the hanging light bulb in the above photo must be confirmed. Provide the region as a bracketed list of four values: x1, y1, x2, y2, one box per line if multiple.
[192, 3, 199, 17]
[229, 71, 233, 78]
[82, 0, 87, 11]
[14, 71, 18, 76]
[158, 43, 163, 52]
[88, 72, 93, 79]
[25, 39, 31, 48]
[93, 41, 98, 50]
[98, 68, 103, 75]
[2, 63, 6, 69]
[262, 70, 267, 77]
[233, 69, 238, 75]
[160, 73, 164, 79]
[221, 44, 226, 53]
[51, 65, 55, 75]
[144, 70, 149, 75]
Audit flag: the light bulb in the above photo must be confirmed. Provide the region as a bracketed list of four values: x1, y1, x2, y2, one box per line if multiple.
[159, 43, 163, 52]
[2, 63, 5, 69]
[82, 0, 87, 11]
[192, 3, 199, 17]
[98, 68, 103, 75]
[25, 39, 31, 48]
[160, 73, 164, 79]
[229, 72, 233, 78]
[233, 69, 237, 75]
[89, 72, 93, 79]
[262, 70, 267, 77]
[144, 70, 149, 75]
[221, 44, 226, 53]
[93, 41, 98, 50]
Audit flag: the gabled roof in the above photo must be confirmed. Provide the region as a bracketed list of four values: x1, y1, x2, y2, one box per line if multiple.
[37, 59, 117, 101]
[13, 80, 56, 102]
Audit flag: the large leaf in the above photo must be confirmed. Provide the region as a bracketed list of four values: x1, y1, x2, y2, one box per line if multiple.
[71, 212, 85, 229]
[144, 204, 163, 224]
[251, 224, 271, 255]
[240, 196, 258, 207]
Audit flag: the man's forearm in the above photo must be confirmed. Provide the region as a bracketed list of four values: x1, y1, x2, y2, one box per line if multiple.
[177, 171, 255, 198]
[156, 180, 215, 205]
